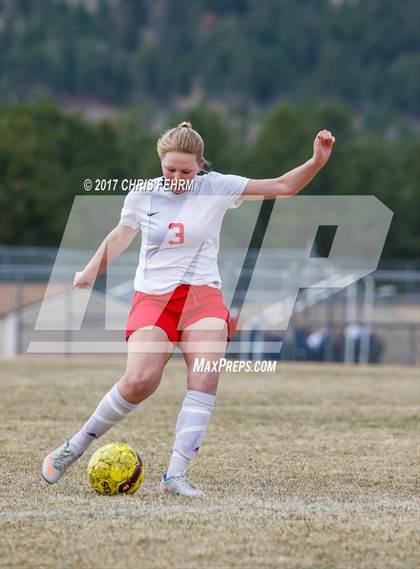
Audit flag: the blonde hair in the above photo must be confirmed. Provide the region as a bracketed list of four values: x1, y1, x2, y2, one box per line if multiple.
[157, 121, 207, 168]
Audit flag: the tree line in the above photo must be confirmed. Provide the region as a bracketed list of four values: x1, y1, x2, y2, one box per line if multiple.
[1, 0, 419, 125]
[1, 100, 418, 259]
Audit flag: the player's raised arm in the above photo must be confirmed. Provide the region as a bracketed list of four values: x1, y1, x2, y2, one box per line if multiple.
[73, 224, 139, 289]
[242, 130, 336, 200]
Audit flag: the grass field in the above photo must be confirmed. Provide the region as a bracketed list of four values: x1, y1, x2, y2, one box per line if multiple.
[1, 358, 419, 569]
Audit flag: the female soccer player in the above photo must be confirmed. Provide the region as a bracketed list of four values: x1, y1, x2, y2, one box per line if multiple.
[42, 122, 335, 496]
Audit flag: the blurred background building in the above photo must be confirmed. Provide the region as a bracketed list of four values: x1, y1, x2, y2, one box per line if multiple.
[1, 0, 419, 363]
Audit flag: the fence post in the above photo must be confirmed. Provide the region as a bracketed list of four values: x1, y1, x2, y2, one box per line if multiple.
[344, 283, 357, 364]
[359, 276, 375, 364]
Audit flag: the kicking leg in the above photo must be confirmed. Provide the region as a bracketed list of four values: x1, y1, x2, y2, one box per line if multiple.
[42, 327, 173, 484]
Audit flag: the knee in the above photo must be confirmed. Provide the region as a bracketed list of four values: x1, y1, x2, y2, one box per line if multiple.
[119, 369, 160, 401]
[187, 370, 219, 394]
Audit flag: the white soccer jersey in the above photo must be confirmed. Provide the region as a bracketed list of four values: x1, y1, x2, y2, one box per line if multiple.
[119, 171, 249, 294]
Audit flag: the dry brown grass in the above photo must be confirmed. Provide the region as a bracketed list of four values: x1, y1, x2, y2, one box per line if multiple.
[1, 357, 419, 569]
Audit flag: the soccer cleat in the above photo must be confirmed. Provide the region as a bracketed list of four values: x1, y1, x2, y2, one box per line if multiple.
[160, 473, 203, 497]
[41, 440, 83, 484]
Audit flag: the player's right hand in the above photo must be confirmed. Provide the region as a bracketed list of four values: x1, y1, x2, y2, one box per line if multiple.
[73, 270, 95, 289]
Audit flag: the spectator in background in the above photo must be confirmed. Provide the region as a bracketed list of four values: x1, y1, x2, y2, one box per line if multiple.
[306, 327, 330, 361]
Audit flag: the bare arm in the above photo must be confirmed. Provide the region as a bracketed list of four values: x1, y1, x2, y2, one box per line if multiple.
[73, 224, 139, 289]
[242, 130, 335, 200]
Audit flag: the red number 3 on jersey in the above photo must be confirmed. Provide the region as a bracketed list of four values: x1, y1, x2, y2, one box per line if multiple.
[168, 222, 185, 245]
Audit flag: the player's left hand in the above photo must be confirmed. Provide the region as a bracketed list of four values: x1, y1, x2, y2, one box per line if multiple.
[313, 130, 335, 166]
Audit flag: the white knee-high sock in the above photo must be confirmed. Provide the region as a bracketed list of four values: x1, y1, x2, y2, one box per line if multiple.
[166, 389, 216, 478]
[69, 385, 138, 453]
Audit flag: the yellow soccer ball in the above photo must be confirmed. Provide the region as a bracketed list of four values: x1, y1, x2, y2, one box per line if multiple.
[87, 443, 144, 496]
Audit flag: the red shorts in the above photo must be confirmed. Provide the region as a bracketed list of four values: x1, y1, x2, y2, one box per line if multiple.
[125, 284, 231, 345]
